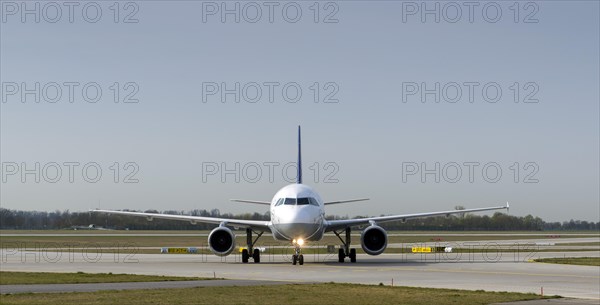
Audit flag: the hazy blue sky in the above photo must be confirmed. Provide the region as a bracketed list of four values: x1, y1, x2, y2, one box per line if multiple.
[1, 1, 598, 222]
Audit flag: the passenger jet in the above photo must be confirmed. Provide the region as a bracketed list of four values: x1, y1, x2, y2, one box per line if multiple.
[93, 126, 509, 265]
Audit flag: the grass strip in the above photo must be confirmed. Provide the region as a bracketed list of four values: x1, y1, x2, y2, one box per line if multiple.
[0, 283, 556, 305]
[533, 257, 600, 266]
[0, 271, 214, 285]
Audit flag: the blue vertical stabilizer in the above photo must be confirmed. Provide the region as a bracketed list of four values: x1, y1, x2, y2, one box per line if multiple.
[297, 126, 302, 184]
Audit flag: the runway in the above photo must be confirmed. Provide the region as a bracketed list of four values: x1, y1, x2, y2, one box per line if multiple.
[1, 249, 598, 300]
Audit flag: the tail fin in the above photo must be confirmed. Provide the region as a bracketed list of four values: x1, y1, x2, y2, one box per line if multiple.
[297, 125, 302, 184]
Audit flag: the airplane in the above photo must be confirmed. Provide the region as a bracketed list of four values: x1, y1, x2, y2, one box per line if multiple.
[92, 126, 509, 265]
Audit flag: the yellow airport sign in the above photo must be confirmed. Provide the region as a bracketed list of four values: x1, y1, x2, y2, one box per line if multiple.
[411, 247, 432, 253]
[160, 247, 198, 254]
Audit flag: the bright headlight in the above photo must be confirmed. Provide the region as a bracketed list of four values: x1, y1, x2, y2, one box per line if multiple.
[297, 238, 304, 246]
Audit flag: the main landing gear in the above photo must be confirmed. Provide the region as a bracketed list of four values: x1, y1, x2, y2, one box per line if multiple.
[334, 227, 357, 263]
[292, 238, 304, 265]
[241, 228, 263, 264]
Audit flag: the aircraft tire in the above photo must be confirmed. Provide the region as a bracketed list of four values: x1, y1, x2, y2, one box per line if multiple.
[253, 249, 260, 263]
[242, 249, 249, 263]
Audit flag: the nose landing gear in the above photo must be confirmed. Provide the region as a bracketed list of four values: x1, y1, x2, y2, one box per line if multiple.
[292, 239, 305, 265]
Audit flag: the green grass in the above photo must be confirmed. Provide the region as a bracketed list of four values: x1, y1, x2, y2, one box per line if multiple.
[559, 242, 600, 247]
[3, 232, 597, 259]
[533, 257, 600, 266]
[12, 244, 598, 256]
[2, 230, 597, 259]
[0, 271, 215, 285]
[1, 231, 596, 249]
[0, 283, 554, 305]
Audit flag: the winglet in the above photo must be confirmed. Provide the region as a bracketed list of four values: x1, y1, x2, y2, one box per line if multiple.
[297, 125, 302, 184]
[506, 201, 510, 213]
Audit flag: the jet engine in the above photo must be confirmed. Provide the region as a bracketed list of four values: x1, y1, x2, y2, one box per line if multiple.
[208, 227, 236, 256]
[360, 225, 387, 255]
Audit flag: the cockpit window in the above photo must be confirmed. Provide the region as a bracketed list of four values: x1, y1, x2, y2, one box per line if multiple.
[277, 197, 319, 206]
[275, 198, 284, 206]
[297, 198, 310, 205]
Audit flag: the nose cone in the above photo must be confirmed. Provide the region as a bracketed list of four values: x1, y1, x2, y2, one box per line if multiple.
[278, 206, 314, 224]
[272, 206, 322, 240]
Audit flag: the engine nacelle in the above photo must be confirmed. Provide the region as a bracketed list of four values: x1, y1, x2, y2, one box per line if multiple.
[208, 227, 236, 256]
[360, 225, 387, 255]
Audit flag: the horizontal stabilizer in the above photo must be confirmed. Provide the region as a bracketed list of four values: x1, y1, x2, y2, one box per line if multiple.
[324, 198, 370, 205]
[230, 199, 271, 205]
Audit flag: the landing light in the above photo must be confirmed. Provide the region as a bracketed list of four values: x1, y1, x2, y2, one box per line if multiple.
[297, 238, 304, 246]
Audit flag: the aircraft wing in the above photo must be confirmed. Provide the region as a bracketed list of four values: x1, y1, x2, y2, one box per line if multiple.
[91, 209, 271, 231]
[325, 203, 509, 232]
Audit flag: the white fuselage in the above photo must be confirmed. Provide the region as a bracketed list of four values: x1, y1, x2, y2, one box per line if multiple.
[269, 184, 326, 242]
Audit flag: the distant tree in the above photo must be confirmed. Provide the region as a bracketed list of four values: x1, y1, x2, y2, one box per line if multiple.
[0, 208, 598, 231]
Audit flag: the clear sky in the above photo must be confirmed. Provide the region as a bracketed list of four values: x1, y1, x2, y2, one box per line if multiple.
[1, 1, 598, 222]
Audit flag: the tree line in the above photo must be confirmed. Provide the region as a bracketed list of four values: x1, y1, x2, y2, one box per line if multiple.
[0, 208, 598, 231]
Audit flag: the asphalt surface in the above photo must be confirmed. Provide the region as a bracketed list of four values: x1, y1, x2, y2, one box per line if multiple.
[1, 249, 598, 299]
